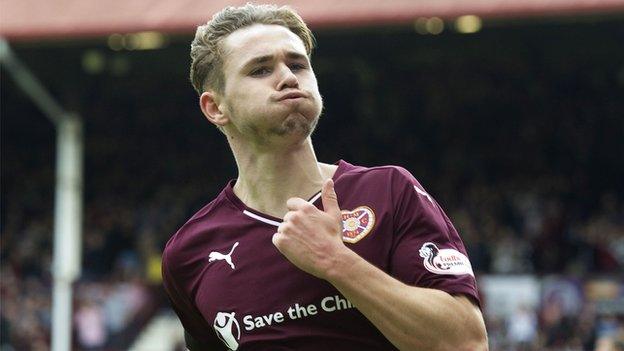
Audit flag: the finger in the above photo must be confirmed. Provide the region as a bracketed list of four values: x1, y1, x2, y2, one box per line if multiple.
[321, 179, 341, 217]
[272, 232, 283, 249]
[282, 211, 295, 223]
[277, 221, 287, 234]
[286, 197, 311, 211]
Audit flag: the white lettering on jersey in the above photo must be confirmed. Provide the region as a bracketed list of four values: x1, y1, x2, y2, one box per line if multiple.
[213, 311, 240, 350]
[414, 185, 433, 204]
[240, 294, 355, 332]
[243, 312, 285, 331]
[419, 242, 474, 276]
[209, 242, 239, 270]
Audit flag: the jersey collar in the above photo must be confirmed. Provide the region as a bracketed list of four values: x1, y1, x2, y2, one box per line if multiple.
[224, 160, 351, 227]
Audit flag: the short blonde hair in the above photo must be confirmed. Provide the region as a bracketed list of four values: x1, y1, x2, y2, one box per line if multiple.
[189, 3, 315, 95]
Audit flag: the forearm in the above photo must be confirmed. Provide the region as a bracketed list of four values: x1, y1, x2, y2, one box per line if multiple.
[326, 249, 488, 351]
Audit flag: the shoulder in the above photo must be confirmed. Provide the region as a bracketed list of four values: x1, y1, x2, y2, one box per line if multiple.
[338, 161, 421, 189]
[335, 162, 432, 215]
[162, 188, 232, 274]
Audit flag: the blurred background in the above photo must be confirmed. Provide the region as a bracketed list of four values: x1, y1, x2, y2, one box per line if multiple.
[1, 0, 623, 350]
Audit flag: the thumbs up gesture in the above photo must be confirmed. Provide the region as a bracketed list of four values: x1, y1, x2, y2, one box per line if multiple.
[273, 179, 346, 279]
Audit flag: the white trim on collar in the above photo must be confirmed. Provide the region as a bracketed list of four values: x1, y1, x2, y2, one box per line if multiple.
[242, 210, 281, 227]
[241, 194, 322, 227]
[309, 192, 322, 204]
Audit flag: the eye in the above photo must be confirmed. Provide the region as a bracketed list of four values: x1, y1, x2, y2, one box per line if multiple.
[289, 63, 307, 72]
[250, 67, 271, 77]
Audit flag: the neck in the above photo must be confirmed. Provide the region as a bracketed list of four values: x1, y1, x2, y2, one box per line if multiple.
[229, 137, 335, 218]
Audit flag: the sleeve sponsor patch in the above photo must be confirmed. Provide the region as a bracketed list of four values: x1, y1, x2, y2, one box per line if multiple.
[418, 242, 474, 276]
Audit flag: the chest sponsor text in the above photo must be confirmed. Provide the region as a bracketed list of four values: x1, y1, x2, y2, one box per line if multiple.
[242, 294, 354, 331]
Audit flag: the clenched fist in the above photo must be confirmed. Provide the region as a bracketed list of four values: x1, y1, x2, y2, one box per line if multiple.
[272, 179, 347, 279]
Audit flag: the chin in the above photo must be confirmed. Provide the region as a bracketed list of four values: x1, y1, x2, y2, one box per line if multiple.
[276, 113, 318, 137]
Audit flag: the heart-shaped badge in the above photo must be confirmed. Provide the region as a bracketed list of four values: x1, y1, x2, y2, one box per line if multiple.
[341, 206, 376, 243]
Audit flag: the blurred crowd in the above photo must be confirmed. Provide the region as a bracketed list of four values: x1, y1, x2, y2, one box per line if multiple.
[454, 187, 624, 350]
[0, 177, 163, 350]
[451, 184, 623, 276]
[2, 19, 623, 350]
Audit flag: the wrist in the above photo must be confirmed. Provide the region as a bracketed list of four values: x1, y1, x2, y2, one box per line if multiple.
[323, 245, 362, 284]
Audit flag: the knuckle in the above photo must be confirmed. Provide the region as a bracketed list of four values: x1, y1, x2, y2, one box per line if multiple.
[277, 223, 287, 233]
[302, 203, 315, 213]
[283, 212, 294, 223]
[280, 223, 293, 233]
[290, 212, 302, 223]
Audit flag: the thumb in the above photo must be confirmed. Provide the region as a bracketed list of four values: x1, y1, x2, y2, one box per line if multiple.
[321, 179, 341, 217]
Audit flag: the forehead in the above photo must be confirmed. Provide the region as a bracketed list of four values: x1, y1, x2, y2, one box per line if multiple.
[221, 24, 308, 69]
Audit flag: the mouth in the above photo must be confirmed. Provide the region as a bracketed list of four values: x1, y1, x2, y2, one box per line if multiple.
[277, 91, 307, 101]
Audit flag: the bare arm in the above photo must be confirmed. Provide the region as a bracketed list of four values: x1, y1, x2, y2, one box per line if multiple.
[326, 247, 487, 350]
[273, 179, 488, 351]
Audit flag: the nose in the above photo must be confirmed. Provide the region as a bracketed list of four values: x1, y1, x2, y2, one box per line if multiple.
[276, 63, 299, 91]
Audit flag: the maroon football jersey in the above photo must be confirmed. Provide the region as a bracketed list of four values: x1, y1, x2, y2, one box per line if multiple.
[162, 160, 479, 350]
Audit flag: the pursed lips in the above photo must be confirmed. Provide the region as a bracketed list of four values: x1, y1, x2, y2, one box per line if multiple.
[275, 91, 307, 101]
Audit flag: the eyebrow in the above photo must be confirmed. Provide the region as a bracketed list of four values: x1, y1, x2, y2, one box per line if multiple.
[241, 51, 308, 69]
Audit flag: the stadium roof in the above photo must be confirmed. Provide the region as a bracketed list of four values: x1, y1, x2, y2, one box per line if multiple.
[1, 0, 624, 41]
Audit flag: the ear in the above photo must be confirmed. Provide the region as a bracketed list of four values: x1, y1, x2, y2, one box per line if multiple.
[199, 91, 229, 127]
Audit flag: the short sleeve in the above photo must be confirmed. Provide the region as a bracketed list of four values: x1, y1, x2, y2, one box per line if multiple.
[162, 249, 216, 346]
[389, 168, 480, 305]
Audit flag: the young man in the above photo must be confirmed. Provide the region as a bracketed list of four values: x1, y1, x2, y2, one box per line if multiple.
[162, 4, 488, 350]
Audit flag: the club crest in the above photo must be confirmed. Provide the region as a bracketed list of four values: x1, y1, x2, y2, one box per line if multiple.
[341, 206, 375, 243]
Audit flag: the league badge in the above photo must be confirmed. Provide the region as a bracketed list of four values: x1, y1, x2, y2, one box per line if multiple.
[418, 242, 474, 276]
[341, 206, 375, 243]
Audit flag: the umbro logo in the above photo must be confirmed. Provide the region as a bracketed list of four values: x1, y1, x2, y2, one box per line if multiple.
[209, 242, 239, 270]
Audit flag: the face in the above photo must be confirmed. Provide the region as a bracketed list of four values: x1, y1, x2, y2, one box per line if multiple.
[211, 24, 323, 146]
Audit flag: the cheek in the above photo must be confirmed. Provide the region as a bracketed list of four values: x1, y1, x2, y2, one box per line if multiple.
[226, 90, 262, 114]
[310, 89, 323, 113]
[242, 84, 269, 102]
[301, 77, 322, 106]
